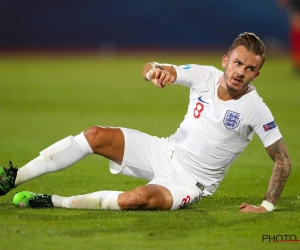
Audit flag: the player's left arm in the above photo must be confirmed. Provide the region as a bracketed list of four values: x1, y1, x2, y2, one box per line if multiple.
[239, 138, 292, 213]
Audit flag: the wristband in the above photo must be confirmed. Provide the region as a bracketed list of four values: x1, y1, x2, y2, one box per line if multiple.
[146, 62, 160, 81]
[260, 200, 275, 212]
[146, 69, 154, 81]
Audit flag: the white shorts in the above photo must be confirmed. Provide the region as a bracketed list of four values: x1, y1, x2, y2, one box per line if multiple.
[109, 128, 203, 210]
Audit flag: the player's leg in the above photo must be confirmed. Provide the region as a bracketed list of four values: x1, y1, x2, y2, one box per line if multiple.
[289, 2, 300, 71]
[0, 126, 125, 196]
[13, 184, 173, 210]
[14, 131, 93, 186]
[83, 126, 124, 165]
[118, 185, 173, 210]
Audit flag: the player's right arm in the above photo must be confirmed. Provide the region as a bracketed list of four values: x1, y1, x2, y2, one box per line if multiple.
[142, 62, 177, 88]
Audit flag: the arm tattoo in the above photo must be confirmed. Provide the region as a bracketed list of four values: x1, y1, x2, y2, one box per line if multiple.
[264, 138, 292, 205]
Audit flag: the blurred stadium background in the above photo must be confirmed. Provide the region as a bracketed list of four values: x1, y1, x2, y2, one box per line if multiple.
[0, 0, 289, 53]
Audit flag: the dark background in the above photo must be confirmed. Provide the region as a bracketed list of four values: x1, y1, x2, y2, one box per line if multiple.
[0, 0, 288, 51]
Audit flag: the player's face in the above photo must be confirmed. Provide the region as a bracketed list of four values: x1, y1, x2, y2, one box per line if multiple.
[222, 46, 263, 94]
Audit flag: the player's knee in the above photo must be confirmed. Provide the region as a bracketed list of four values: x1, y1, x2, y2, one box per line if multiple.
[119, 188, 150, 210]
[84, 126, 113, 148]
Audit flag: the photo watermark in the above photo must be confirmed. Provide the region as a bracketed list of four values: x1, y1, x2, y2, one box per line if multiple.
[262, 234, 300, 243]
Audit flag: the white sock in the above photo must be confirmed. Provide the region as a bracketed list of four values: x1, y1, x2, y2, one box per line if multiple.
[15, 132, 93, 186]
[51, 191, 123, 210]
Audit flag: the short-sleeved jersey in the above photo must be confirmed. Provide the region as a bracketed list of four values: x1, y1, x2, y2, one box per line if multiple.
[168, 64, 282, 196]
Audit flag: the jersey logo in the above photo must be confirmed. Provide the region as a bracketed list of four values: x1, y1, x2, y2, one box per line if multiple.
[198, 96, 209, 104]
[180, 64, 192, 70]
[263, 121, 277, 131]
[223, 110, 241, 130]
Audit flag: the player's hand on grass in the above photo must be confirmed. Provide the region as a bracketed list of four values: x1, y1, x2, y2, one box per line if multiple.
[149, 68, 175, 88]
[239, 202, 268, 213]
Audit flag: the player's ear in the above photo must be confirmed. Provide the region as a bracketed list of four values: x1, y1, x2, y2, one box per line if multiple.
[222, 55, 228, 69]
[254, 71, 260, 79]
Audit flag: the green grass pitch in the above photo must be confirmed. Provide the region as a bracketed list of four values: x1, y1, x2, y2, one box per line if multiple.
[0, 52, 299, 250]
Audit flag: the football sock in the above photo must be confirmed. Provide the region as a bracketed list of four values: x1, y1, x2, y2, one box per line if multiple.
[15, 132, 93, 186]
[51, 191, 123, 210]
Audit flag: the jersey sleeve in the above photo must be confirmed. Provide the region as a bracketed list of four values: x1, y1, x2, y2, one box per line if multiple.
[173, 64, 220, 88]
[243, 95, 282, 148]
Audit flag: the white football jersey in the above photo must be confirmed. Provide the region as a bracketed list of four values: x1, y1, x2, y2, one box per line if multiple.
[169, 64, 282, 196]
